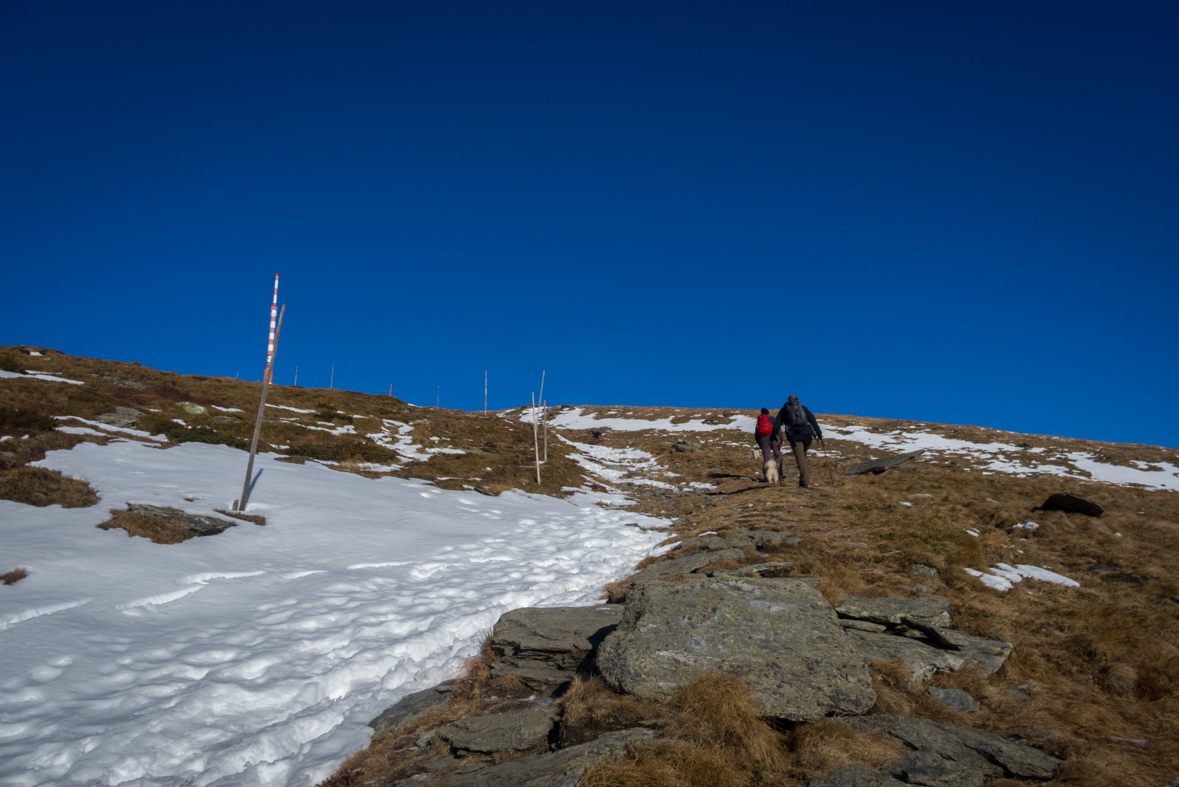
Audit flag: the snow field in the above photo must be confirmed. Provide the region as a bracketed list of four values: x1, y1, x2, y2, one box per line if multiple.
[0, 437, 668, 787]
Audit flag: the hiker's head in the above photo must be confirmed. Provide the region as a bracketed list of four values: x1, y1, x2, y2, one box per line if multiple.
[788, 395, 799, 404]
[760, 408, 769, 415]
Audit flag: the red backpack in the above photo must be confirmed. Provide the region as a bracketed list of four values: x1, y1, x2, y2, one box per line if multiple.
[756, 414, 773, 436]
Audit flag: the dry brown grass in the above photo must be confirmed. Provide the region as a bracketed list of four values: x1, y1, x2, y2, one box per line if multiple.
[786, 720, 905, 780]
[215, 508, 267, 526]
[3, 568, 29, 585]
[0, 466, 99, 507]
[97, 509, 193, 544]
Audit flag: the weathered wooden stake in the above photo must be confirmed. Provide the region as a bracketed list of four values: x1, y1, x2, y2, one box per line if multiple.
[484, 370, 487, 414]
[294, 366, 298, 386]
[238, 304, 285, 511]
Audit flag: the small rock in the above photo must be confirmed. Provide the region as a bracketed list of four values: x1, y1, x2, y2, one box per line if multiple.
[928, 687, 981, 713]
[888, 750, 983, 787]
[908, 583, 935, 595]
[431, 727, 654, 787]
[908, 493, 934, 500]
[1038, 493, 1103, 518]
[839, 619, 888, 634]
[178, 402, 208, 415]
[369, 680, 455, 735]
[437, 706, 559, 754]
[842, 714, 1062, 780]
[671, 440, 703, 453]
[848, 630, 965, 681]
[627, 548, 747, 584]
[804, 767, 906, 787]
[124, 504, 235, 537]
[1006, 689, 1030, 701]
[909, 565, 945, 586]
[96, 406, 144, 429]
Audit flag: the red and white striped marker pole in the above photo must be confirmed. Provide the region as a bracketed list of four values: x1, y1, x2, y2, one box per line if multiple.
[264, 274, 279, 384]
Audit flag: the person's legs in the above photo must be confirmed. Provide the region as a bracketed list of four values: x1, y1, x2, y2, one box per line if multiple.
[792, 436, 813, 487]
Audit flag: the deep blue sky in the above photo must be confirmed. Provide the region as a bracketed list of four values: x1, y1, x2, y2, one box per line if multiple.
[3, 2, 1176, 447]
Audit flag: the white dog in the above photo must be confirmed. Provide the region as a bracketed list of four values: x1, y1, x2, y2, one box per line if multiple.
[764, 459, 779, 485]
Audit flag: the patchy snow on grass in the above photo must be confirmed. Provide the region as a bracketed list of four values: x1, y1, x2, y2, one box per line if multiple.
[825, 424, 1179, 491]
[964, 563, 1079, 592]
[0, 369, 85, 385]
[0, 439, 667, 787]
[538, 407, 756, 434]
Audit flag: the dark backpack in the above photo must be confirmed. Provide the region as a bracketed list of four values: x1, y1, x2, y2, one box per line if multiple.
[756, 414, 773, 436]
[783, 402, 813, 437]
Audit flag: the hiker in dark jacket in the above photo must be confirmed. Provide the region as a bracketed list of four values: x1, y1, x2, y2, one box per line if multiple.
[775, 395, 822, 488]
[753, 407, 782, 483]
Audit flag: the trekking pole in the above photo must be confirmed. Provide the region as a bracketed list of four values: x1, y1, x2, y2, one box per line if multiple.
[820, 437, 837, 488]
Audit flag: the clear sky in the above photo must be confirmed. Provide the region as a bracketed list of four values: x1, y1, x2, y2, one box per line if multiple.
[2, 2, 1176, 447]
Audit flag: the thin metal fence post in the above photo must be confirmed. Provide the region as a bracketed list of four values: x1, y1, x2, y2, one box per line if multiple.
[238, 304, 285, 511]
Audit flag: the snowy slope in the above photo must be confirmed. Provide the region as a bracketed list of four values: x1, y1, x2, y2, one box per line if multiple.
[0, 437, 667, 787]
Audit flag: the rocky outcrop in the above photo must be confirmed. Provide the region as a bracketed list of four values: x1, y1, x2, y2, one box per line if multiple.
[429, 727, 655, 787]
[1038, 493, 1103, 517]
[369, 680, 455, 735]
[597, 576, 876, 720]
[845, 450, 924, 476]
[490, 606, 624, 689]
[125, 504, 236, 537]
[842, 714, 1062, 780]
[674, 529, 785, 552]
[708, 560, 794, 578]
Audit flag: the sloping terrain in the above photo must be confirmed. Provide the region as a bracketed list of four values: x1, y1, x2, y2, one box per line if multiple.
[2, 345, 1178, 786]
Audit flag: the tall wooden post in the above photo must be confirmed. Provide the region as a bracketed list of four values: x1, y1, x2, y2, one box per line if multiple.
[532, 392, 541, 484]
[238, 304, 285, 511]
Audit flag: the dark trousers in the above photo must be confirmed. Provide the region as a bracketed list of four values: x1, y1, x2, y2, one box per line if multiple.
[756, 434, 782, 478]
[789, 434, 813, 487]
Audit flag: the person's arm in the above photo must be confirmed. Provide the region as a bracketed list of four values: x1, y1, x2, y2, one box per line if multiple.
[806, 408, 822, 439]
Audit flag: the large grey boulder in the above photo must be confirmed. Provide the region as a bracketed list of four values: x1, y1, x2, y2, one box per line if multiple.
[369, 680, 455, 735]
[846, 630, 965, 681]
[437, 705, 559, 754]
[597, 576, 876, 720]
[842, 714, 1062, 780]
[846, 450, 924, 476]
[490, 606, 624, 689]
[804, 767, 906, 787]
[431, 727, 655, 787]
[836, 596, 952, 628]
[124, 504, 236, 537]
[627, 547, 747, 583]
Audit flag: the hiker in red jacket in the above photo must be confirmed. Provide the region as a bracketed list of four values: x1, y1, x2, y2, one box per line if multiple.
[754, 408, 782, 484]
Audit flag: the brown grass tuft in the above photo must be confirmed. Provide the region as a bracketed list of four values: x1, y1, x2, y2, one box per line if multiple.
[786, 719, 905, 779]
[0, 466, 99, 508]
[3, 568, 29, 585]
[98, 509, 193, 544]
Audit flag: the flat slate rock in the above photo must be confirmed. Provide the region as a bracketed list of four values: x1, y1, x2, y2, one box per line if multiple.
[430, 727, 655, 787]
[846, 630, 965, 682]
[125, 504, 236, 537]
[954, 631, 1013, 677]
[490, 605, 623, 688]
[804, 767, 906, 787]
[846, 450, 925, 476]
[836, 596, 952, 628]
[369, 680, 455, 735]
[708, 561, 793, 578]
[438, 705, 559, 754]
[598, 576, 876, 720]
[888, 750, 984, 787]
[1038, 493, 1104, 517]
[627, 547, 747, 584]
[842, 714, 1062, 780]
